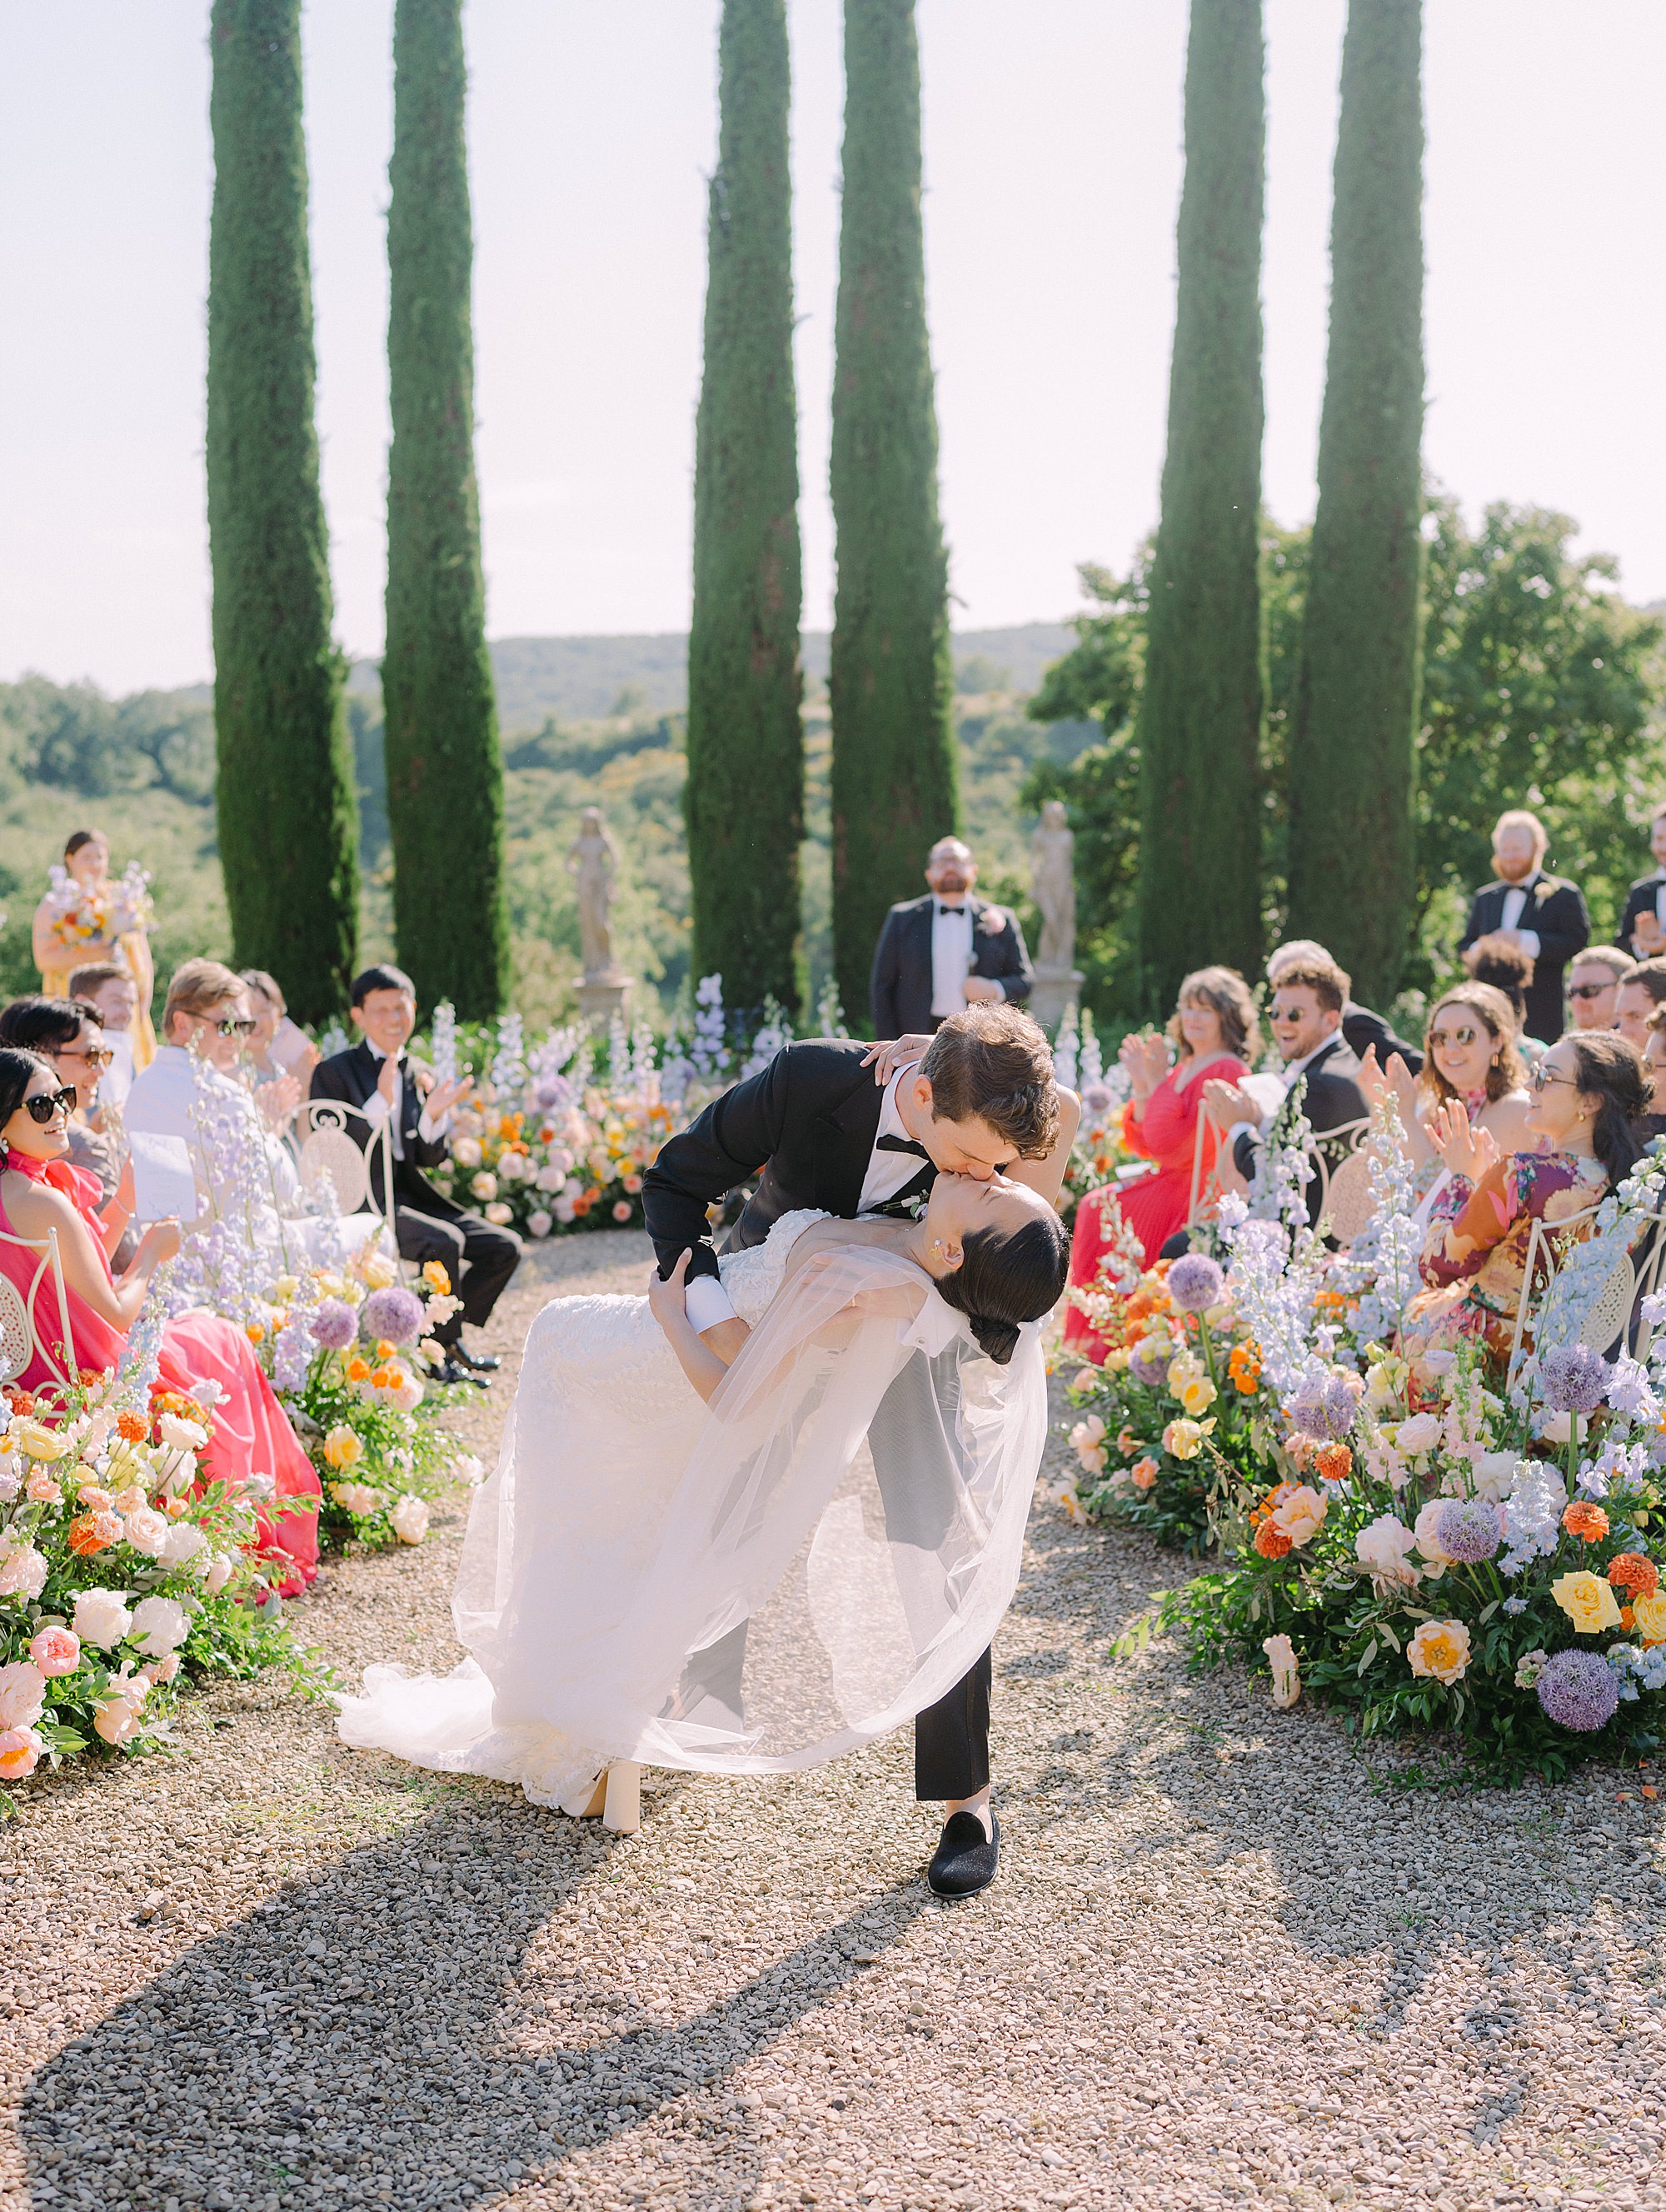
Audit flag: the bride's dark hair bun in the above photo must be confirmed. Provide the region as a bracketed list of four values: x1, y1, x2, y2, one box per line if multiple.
[935, 1207, 1070, 1365]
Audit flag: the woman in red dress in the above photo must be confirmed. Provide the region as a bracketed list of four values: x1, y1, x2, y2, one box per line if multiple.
[0, 1046, 322, 1592]
[1064, 966, 1257, 1360]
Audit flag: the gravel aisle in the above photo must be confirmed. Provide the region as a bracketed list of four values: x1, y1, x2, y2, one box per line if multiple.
[6, 1230, 1666, 2212]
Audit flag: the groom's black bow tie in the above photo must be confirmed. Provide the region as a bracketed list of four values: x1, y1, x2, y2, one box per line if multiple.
[875, 1133, 931, 1160]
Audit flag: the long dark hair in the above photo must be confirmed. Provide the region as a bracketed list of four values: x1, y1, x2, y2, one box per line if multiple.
[1564, 1031, 1652, 1189]
[935, 1207, 1070, 1365]
[0, 1047, 54, 1160]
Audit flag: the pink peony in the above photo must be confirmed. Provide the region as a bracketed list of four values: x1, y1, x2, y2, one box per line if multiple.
[0, 1661, 47, 1730]
[0, 1543, 48, 1600]
[0, 1727, 43, 1780]
[27, 1626, 81, 1678]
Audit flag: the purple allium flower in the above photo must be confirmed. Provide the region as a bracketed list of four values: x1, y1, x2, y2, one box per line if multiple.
[1166, 1255, 1225, 1315]
[1434, 1499, 1502, 1565]
[1539, 1345, 1612, 1416]
[1290, 1368, 1359, 1444]
[1535, 1647, 1620, 1732]
[308, 1299, 357, 1351]
[532, 1075, 573, 1115]
[362, 1286, 426, 1347]
[1080, 1081, 1115, 1120]
[1129, 1346, 1170, 1390]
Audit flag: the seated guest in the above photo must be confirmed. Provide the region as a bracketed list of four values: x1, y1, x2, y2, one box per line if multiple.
[0, 1046, 322, 1592]
[312, 966, 520, 1386]
[1202, 952, 1368, 1226]
[1267, 936, 1423, 1076]
[1617, 803, 1666, 959]
[1643, 1007, 1666, 1140]
[0, 996, 137, 1270]
[1457, 809, 1589, 1042]
[1404, 1032, 1649, 1367]
[1614, 956, 1666, 1052]
[127, 960, 368, 1268]
[1358, 982, 1531, 1201]
[1459, 932, 1540, 1061]
[870, 836, 1035, 1039]
[242, 967, 318, 1102]
[1063, 967, 1254, 1356]
[1566, 945, 1634, 1032]
[67, 960, 139, 1111]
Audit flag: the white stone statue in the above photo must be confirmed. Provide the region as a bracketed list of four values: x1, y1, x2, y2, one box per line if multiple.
[1030, 799, 1076, 971]
[567, 806, 621, 981]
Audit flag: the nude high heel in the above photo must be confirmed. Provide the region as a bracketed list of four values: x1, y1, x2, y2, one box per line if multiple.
[602, 1762, 642, 1834]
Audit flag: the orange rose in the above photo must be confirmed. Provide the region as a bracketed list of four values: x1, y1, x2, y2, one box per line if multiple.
[374, 1340, 397, 1362]
[1563, 1500, 1610, 1543]
[1130, 1456, 1160, 1492]
[67, 1510, 119, 1555]
[347, 1356, 372, 1382]
[1254, 1520, 1293, 1560]
[246, 1321, 265, 1345]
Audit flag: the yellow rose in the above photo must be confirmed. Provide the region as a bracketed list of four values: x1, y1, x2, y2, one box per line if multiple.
[361, 1251, 397, 1291]
[1161, 1416, 1216, 1462]
[1551, 1570, 1623, 1635]
[1179, 1376, 1218, 1417]
[322, 1425, 364, 1471]
[1407, 1619, 1471, 1685]
[10, 1417, 67, 1462]
[1166, 1353, 1203, 1395]
[1632, 1588, 1666, 1644]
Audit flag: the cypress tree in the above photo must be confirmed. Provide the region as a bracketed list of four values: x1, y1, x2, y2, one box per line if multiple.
[1134, 0, 1265, 1016]
[207, 0, 359, 1022]
[384, 0, 508, 1016]
[1286, 0, 1424, 1006]
[829, 0, 957, 1029]
[686, 0, 805, 1016]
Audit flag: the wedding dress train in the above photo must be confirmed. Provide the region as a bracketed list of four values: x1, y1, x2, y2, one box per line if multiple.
[336, 1210, 1047, 1811]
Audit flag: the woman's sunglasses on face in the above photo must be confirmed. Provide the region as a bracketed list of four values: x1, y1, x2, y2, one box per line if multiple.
[22, 1088, 77, 1126]
[1429, 1024, 1481, 1050]
[1529, 1063, 1578, 1093]
[49, 1043, 114, 1070]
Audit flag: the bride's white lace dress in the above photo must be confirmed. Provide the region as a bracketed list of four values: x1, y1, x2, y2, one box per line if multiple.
[337, 1209, 1047, 1809]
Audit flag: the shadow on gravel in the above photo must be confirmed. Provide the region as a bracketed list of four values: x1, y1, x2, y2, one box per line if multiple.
[22, 1790, 927, 2212]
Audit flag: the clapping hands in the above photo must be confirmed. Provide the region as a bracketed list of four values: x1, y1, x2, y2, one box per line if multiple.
[1202, 1078, 1261, 1134]
[1358, 1045, 1418, 1128]
[1118, 1028, 1170, 1106]
[1422, 1097, 1499, 1184]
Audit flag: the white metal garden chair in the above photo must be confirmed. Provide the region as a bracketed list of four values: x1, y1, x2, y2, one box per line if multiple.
[1505, 1200, 1609, 1381]
[0, 1222, 82, 1392]
[276, 1097, 397, 1233]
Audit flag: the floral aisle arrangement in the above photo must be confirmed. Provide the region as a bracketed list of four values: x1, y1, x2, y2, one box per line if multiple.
[0, 1368, 321, 1791]
[40, 858, 155, 956]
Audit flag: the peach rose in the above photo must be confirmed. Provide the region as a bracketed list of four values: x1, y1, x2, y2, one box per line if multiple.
[27, 1626, 80, 1678]
[1270, 1484, 1328, 1549]
[0, 1660, 47, 1730]
[1130, 1456, 1160, 1492]
[1263, 1634, 1300, 1708]
[0, 1727, 44, 1780]
[1407, 1619, 1471, 1685]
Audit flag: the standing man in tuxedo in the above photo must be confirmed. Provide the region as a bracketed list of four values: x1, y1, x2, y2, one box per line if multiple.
[643, 1004, 1078, 1899]
[311, 966, 521, 1387]
[870, 836, 1034, 1039]
[1457, 810, 1589, 1043]
[1617, 804, 1666, 959]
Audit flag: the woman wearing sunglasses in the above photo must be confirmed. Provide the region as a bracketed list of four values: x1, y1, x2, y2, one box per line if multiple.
[1358, 983, 1532, 1197]
[0, 1046, 323, 1593]
[0, 993, 136, 1268]
[1401, 1030, 1651, 1366]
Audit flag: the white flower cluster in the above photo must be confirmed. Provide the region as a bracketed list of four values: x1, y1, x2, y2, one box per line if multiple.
[1500, 1461, 1569, 1573]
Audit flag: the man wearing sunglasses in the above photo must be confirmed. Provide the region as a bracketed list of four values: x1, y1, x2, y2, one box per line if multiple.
[1565, 946, 1634, 1033]
[1456, 809, 1590, 1043]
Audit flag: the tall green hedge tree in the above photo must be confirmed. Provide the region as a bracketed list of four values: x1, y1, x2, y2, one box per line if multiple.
[384, 0, 508, 1016]
[1286, 0, 1425, 1006]
[1135, 0, 1266, 1015]
[207, 0, 359, 1021]
[829, 0, 957, 1027]
[686, 0, 805, 1016]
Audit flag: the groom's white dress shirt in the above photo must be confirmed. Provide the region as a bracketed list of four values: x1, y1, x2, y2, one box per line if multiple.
[682, 1060, 927, 1335]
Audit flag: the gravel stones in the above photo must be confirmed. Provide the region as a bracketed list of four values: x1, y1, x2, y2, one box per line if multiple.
[2, 1231, 1665, 2211]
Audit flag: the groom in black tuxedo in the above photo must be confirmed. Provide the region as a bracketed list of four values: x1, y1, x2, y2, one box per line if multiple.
[644, 1003, 1064, 1897]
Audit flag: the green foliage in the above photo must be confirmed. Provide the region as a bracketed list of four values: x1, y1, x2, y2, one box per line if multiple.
[1029, 501, 1665, 1022]
[1285, 0, 1425, 1008]
[828, 0, 959, 1029]
[686, 0, 805, 1016]
[206, 0, 360, 1023]
[1135, 0, 1265, 1015]
[383, 0, 508, 1018]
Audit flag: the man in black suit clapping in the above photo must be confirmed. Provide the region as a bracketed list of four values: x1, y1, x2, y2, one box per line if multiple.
[870, 837, 1034, 1039]
[1616, 804, 1666, 961]
[1456, 810, 1589, 1043]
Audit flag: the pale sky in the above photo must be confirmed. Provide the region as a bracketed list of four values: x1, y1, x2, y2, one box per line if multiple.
[2, 1, 1663, 696]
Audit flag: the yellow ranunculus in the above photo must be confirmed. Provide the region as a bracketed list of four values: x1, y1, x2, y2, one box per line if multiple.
[1161, 1416, 1216, 1462]
[1166, 1353, 1203, 1395]
[322, 1424, 365, 1471]
[1633, 1588, 1666, 1644]
[1551, 1570, 1623, 1635]
[1179, 1376, 1218, 1417]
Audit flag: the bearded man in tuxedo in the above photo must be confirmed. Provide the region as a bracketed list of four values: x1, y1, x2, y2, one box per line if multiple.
[870, 837, 1034, 1038]
[1457, 810, 1589, 1043]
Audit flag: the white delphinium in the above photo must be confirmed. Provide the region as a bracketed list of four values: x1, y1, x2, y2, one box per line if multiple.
[629, 1022, 658, 1102]
[317, 1020, 349, 1061]
[1051, 1006, 1079, 1091]
[1078, 1011, 1103, 1090]
[741, 996, 793, 1080]
[815, 978, 850, 1040]
[429, 1001, 458, 1089]
[490, 1011, 526, 1104]
[691, 975, 730, 1080]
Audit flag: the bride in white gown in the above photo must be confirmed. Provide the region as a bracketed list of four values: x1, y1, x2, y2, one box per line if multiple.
[336, 1174, 1067, 1815]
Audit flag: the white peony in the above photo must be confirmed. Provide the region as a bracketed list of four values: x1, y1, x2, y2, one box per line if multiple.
[451, 1452, 485, 1487]
[526, 1209, 553, 1239]
[72, 1587, 134, 1648]
[1355, 1513, 1420, 1589]
[1412, 1497, 1454, 1569]
[471, 1171, 498, 1202]
[554, 1196, 576, 1225]
[204, 1553, 235, 1596]
[157, 1411, 209, 1452]
[1471, 1451, 1523, 1504]
[160, 1522, 209, 1571]
[0, 1542, 48, 1600]
[129, 1595, 190, 1657]
[332, 1481, 387, 1517]
[121, 1505, 171, 1559]
[1395, 1411, 1442, 1456]
[390, 1494, 430, 1545]
[452, 1136, 484, 1169]
[534, 1163, 566, 1193]
[0, 1660, 47, 1730]
[496, 1150, 528, 1183]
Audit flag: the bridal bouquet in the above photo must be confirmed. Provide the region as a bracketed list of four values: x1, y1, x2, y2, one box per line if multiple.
[41, 859, 154, 951]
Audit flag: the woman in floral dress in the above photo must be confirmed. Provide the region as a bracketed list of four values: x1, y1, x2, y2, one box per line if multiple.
[1404, 1031, 1651, 1365]
[1064, 967, 1256, 1358]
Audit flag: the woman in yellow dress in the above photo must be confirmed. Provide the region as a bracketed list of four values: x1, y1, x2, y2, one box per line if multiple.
[31, 827, 157, 1069]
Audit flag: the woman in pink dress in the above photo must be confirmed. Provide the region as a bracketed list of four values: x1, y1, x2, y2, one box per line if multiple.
[1064, 966, 1258, 1359]
[0, 1046, 322, 1592]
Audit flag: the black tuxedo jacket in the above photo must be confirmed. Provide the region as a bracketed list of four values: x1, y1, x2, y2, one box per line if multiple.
[1232, 1037, 1369, 1227]
[1457, 874, 1589, 1042]
[870, 894, 1033, 1040]
[643, 1040, 931, 1285]
[1341, 999, 1423, 1079]
[310, 1042, 459, 1220]
[1618, 875, 1665, 958]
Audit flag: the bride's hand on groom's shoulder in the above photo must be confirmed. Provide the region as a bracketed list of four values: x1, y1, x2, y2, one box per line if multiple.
[862, 1034, 935, 1085]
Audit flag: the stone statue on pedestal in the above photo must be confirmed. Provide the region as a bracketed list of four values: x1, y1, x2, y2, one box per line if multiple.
[567, 805, 632, 1023]
[1025, 798, 1085, 1031]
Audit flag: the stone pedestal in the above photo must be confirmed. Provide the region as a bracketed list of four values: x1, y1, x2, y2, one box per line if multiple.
[1027, 964, 1084, 1032]
[576, 973, 632, 1027]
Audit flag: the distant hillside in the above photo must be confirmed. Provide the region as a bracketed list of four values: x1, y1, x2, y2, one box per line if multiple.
[347, 622, 1078, 731]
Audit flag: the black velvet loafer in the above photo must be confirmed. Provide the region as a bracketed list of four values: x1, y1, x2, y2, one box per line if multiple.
[926, 1810, 1000, 1899]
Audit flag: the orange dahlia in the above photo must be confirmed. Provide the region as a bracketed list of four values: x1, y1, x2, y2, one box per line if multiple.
[1254, 1520, 1293, 1560]
[1315, 1441, 1353, 1484]
[1609, 1552, 1660, 1597]
[116, 1410, 148, 1444]
[1563, 1500, 1611, 1543]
